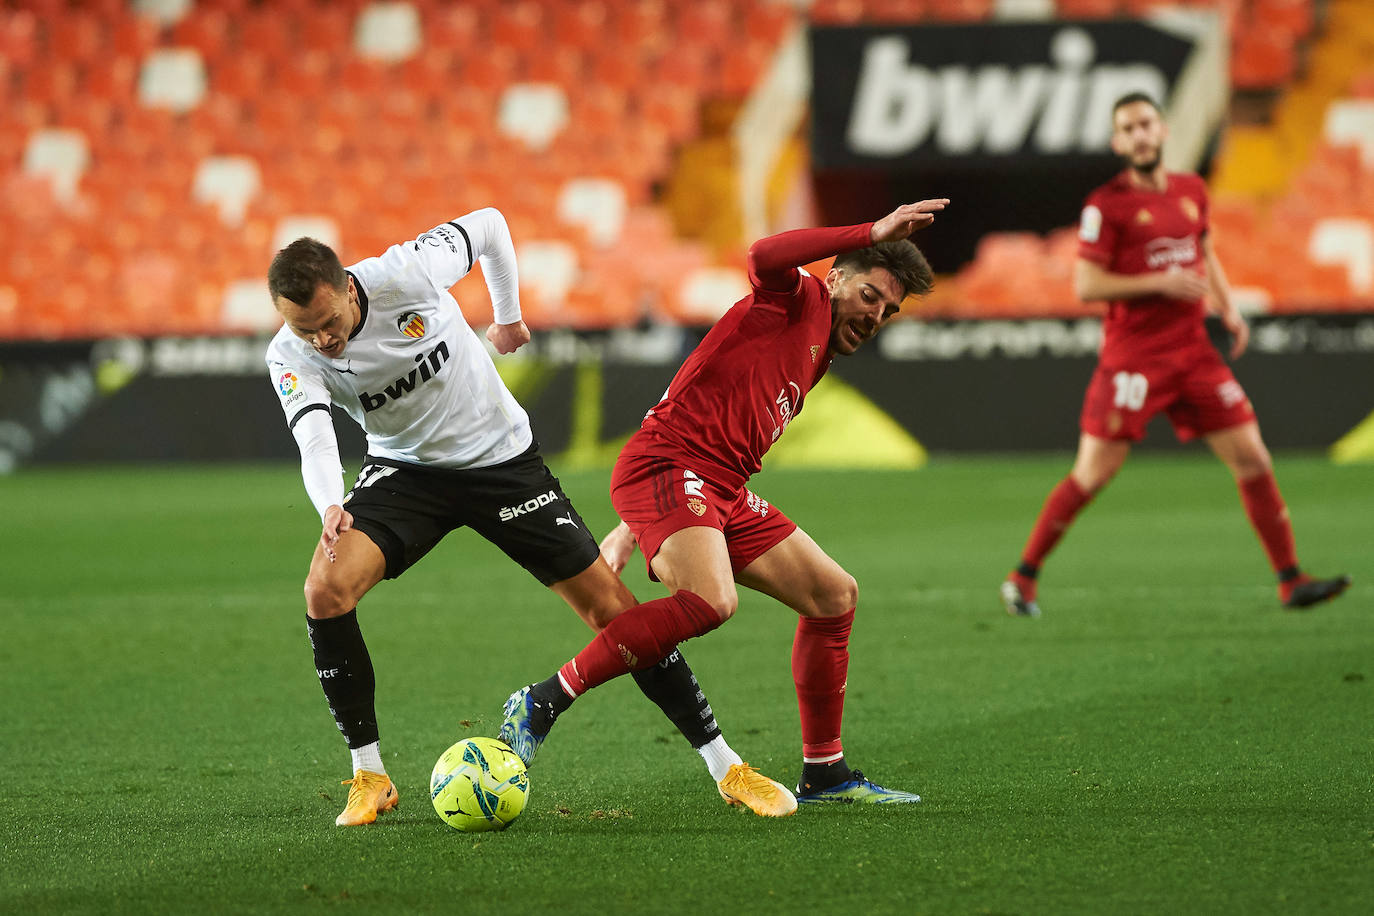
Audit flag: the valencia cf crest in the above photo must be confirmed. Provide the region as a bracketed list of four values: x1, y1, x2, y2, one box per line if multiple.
[1180, 198, 1200, 222]
[1134, 208, 1153, 225]
[398, 312, 426, 338]
[687, 496, 707, 517]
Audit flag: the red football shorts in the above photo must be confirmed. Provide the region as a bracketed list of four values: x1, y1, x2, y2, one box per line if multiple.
[1080, 344, 1256, 442]
[610, 453, 797, 581]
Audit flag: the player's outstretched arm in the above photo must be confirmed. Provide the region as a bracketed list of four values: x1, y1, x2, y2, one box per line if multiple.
[598, 520, 638, 576]
[870, 199, 949, 243]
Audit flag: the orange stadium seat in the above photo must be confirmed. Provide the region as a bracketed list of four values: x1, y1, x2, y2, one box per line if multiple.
[863, 0, 931, 22]
[1056, 0, 1122, 17]
[808, 0, 869, 24]
[1253, 0, 1313, 42]
[925, 0, 993, 22]
[1230, 24, 1297, 90]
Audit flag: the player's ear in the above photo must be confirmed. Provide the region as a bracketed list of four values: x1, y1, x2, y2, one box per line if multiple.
[825, 266, 842, 292]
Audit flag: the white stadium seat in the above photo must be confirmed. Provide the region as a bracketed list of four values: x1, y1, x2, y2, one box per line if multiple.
[556, 178, 628, 247]
[221, 279, 280, 333]
[497, 83, 569, 151]
[22, 127, 89, 204]
[272, 215, 342, 254]
[515, 240, 579, 306]
[138, 48, 207, 113]
[1308, 217, 1374, 294]
[192, 155, 261, 227]
[355, 1, 422, 64]
[677, 267, 751, 324]
[132, 0, 191, 27]
[1323, 100, 1374, 169]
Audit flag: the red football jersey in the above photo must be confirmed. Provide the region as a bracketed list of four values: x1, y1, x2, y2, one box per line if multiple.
[1077, 170, 1211, 359]
[624, 223, 873, 492]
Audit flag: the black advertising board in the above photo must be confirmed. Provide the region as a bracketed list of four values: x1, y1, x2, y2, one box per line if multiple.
[808, 19, 1209, 267]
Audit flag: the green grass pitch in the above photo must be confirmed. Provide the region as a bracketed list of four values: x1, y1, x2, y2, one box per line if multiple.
[2, 455, 1370, 914]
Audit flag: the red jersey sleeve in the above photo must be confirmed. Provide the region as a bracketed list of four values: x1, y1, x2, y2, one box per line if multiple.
[747, 223, 876, 293]
[1076, 190, 1118, 267]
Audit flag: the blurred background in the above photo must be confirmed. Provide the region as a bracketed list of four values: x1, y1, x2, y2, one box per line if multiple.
[2, 0, 1372, 471]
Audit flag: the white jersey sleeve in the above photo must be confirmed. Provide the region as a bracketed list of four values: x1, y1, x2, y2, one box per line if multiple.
[291, 408, 345, 520]
[412, 208, 521, 325]
[267, 350, 344, 520]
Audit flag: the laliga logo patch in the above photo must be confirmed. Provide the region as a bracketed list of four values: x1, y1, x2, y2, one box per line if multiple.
[398, 312, 426, 339]
[687, 496, 707, 517]
[278, 371, 298, 396]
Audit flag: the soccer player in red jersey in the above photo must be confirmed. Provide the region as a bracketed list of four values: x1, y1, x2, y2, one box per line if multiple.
[999, 93, 1350, 618]
[499, 199, 948, 806]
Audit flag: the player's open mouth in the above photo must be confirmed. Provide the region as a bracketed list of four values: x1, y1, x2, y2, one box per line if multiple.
[846, 323, 866, 346]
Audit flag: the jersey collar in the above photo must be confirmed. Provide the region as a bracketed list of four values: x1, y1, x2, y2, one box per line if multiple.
[347, 270, 369, 340]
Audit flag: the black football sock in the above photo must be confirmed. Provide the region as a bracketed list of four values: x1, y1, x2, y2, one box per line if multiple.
[1016, 562, 1040, 580]
[799, 758, 853, 794]
[306, 609, 378, 750]
[525, 674, 574, 735]
[629, 646, 722, 749]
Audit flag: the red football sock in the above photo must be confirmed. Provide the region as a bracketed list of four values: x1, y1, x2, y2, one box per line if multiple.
[793, 609, 854, 763]
[1238, 471, 1298, 575]
[558, 591, 722, 697]
[1019, 476, 1092, 570]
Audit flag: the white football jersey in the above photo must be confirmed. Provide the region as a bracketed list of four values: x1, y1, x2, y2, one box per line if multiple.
[265, 209, 532, 470]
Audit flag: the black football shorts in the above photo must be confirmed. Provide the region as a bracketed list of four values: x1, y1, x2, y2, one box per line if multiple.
[341, 442, 600, 585]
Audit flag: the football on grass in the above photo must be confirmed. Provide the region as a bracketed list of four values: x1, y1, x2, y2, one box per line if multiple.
[430, 737, 529, 832]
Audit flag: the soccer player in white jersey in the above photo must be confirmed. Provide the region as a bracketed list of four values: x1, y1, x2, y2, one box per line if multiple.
[266, 208, 796, 825]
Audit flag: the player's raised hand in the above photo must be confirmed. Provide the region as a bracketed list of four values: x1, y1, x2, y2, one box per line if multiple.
[871, 199, 950, 242]
[320, 504, 353, 563]
[598, 521, 638, 576]
[487, 320, 531, 354]
[1158, 266, 1209, 301]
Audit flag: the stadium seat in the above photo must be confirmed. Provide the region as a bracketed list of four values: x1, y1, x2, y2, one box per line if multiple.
[515, 239, 580, 313]
[1230, 25, 1297, 90]
[273, 215, 342, 254]
[672, 265, 750, 324]
[1054, 0, 1121, 17]
[132, 0, 193, 27]
[995, 0, 1056, 20]
[556, 177, 628, 247]
[355, 1, 423, 63]
[21, 127, 89, 205]
[1323, 100, 1374, 168]
[1308, 217, 1374, 295]
[192, 155, 263, 227]
[497, 83, 570, 151]
[138, 48, 208, 114]
[221, 278, 279, 333]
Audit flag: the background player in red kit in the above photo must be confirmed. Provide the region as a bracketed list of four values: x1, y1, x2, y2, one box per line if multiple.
[500, 199, 948, 807]
[1000, 93, 1350, 618]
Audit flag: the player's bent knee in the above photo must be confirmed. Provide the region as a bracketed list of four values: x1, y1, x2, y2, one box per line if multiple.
[812, 572, 858, 618]
[303, 574, 357, 619]
[695, 587, 738, 622]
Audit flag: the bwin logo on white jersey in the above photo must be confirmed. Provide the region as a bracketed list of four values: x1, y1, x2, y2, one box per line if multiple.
[846, 28, 1168, 158]
[499, 489, 561, 522]
[358, 341, 450, 412]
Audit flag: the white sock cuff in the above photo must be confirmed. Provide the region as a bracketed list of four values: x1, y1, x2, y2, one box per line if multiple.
[698, 734, 744, 783]
[351, 741, 385, 774]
